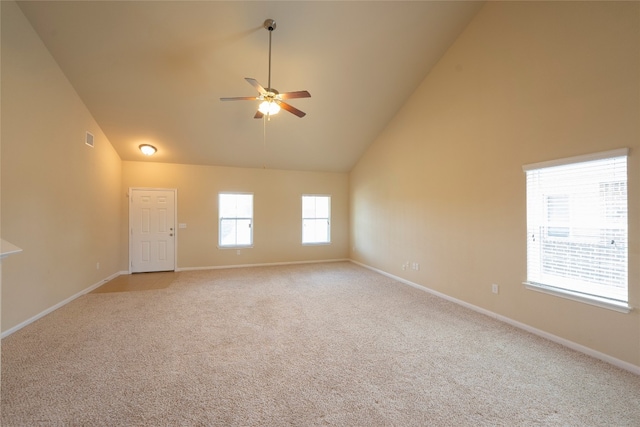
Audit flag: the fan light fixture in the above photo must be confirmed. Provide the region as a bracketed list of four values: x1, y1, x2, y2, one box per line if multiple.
[220, 19, 311, 118]
[258, 100, 281, 115]
[139, 144, 157, 156]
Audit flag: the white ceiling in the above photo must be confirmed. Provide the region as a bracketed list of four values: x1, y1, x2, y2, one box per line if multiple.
[17, 1, 483, 172]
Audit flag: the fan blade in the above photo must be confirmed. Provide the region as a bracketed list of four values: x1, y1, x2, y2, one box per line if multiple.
[279, 90, 311, 100]
[254, 110, 264, 119]
[277, 100, 306, 118]
[245, 78, 267, 95]
[220, 96, 258, 101]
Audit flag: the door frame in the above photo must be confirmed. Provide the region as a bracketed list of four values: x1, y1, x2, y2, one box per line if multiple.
[128, 187, 178, 274]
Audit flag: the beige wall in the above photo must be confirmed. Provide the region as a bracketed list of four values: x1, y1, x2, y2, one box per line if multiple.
[350, 1, 640, 366]
[1, 1, 123, 332]
[122, 162, 349, 269]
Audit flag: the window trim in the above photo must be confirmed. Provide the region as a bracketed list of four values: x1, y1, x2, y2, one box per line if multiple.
[218, 192, 254, 249]
[301, 194, 331, 245]
[522, 148, 631, 312]
[523, 281, 631, 313]
[522, 148, 629, 172]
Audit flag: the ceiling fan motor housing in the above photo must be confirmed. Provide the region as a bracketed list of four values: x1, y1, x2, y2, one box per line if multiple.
[264, 19, 276, 31]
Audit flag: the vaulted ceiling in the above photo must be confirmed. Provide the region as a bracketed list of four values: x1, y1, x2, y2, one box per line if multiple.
[17, 1, 483, 172]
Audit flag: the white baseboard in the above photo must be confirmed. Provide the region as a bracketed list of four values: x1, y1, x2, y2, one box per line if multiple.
[351, 260, 640, 376]
[1, 270, 128, 339]
[176, 258, 349, 272]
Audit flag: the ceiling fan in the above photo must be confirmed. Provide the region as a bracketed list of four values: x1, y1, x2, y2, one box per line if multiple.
[220, 19, 311, 119]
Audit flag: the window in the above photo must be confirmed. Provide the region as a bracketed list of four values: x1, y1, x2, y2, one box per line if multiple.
[523, 149, 628, 310]
[219, 193, 253, 247]
[302, 195, 330, 244]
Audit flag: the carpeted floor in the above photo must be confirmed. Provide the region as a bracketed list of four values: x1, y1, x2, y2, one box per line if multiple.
[2, 262, 639, 426]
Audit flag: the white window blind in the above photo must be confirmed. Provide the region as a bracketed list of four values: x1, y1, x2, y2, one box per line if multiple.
[523, 149, 628, 304]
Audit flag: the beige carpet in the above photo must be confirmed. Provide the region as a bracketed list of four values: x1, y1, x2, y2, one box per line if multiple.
[2, 262, 639, 426]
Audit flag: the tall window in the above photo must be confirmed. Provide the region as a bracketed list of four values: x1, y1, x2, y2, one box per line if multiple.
[302, 195, 330, 244]
[219, 193, 253, 247]
[523, 149, 628, 307]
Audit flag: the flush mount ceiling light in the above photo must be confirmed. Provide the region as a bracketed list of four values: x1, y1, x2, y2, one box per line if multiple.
[139, 144, 157, 156]
[220, 18, 311, 119]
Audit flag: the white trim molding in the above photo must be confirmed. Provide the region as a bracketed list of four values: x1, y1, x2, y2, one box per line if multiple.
[524, 281, 632, 313]
[522, 147, 629, 172]
[1, 239, 23, 259]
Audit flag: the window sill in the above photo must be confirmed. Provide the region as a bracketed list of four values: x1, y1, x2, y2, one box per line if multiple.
[523, 282, 632, 313]
[302, 242, 331, 246]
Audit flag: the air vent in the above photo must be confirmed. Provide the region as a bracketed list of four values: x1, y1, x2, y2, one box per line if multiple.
[85, 131, 94, 148]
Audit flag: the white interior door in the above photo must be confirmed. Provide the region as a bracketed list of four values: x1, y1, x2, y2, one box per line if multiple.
[130, 188, 176, 273]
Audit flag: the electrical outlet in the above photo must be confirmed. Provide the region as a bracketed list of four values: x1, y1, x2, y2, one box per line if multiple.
[96, 262, 100, 270]
[492, 284, 499, 294]
[402, 262, 409, 271]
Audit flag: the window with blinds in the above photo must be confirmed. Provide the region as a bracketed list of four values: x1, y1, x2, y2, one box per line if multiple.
[302, 195, 331, 244]
[523, 149, 628, 305]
